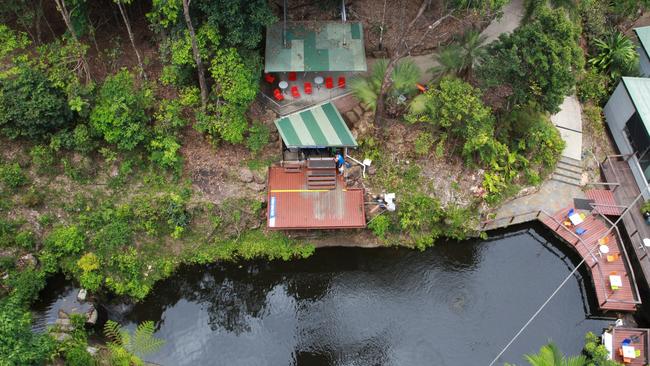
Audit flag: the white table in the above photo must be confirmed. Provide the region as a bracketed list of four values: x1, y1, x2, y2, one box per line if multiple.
[278, 81, 288, 93]
[314, 76, 324, 89]
[569, 212, 584, 226]
[622, 345, 636, 358]
[610, 275, 623, 288]
[599, 245, 610, 254]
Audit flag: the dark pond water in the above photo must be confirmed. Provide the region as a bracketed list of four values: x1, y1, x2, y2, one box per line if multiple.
[34, 224, 614, 365]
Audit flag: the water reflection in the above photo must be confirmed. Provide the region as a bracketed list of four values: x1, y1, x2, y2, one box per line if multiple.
[39, 224, 612, 365]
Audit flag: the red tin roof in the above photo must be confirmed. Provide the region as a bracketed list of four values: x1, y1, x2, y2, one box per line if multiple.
[267, 166, 366, 229]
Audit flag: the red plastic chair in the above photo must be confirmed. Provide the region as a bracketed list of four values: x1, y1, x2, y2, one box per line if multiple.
[273, 88, 284, 101]
[291, 86, 300, 99]
[338, 76, 346, 89]
[304, 82, 313, 95]
[264, 73, 275, 84]
[325, 76, 333, 89]
[288, 72, 297, 81]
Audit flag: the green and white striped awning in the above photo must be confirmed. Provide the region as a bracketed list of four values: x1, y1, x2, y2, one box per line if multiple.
[275, 102, 357, 148]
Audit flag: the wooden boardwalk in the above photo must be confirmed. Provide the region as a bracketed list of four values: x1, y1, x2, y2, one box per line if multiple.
[539, 207, 639, 312]
[585, 189, 624, 216]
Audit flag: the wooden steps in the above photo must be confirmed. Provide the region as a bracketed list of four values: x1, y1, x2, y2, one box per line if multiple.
[307, 169, 336, 190]
[283, 163, 302, 173]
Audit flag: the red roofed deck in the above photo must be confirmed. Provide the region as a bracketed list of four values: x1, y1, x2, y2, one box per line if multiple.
[539, 207, 640, 312]
[267, 166, 366, 229]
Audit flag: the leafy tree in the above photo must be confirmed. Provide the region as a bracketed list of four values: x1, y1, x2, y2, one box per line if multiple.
[90, 69, 153, 150]
[588, 32, 639, 80]
[0, 66, 72, 139]
[408, 77, 494, 146]
[514, 342, 587, 366]
[478, 6, 584, 113]
[195, 0, 275, 50]
[582, 332, 620, 366]
[104, 320, 165, 364]
[208, 48, 260, 106]
[0, 297, 55, 366]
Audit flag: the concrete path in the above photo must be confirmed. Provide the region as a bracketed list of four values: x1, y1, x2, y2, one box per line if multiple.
[406, 0, 525, 82]
[488, 180, 586, 229]
[551, 95, 583, 161]
[481, 0, 526, 44]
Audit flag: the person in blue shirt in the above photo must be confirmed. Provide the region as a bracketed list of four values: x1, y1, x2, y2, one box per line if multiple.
[335, 153, 345, 174]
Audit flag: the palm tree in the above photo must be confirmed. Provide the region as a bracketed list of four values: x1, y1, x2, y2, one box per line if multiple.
[521, 342, 588, 366]
[351, 59, 421, 111]
[589, 32, 639, 80]
[430, 29, 487, 80]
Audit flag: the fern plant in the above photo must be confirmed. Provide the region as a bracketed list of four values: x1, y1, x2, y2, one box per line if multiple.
[104, 320, 165, 364]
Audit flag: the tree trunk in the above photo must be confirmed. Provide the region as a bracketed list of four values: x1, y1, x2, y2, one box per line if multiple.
[374, 59, 397, 125]
[182, 0, 208, 110]
[373, 2, 453, 126]
[116, 1, 147, 80]
[53, 0, 92, 83]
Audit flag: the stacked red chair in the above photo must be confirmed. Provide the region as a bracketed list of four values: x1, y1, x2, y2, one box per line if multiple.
[338, 76, 346, 89]
[288, 72, 297, 81]
[325, 77, 333, 89]
[304, 82, 313, 95]
[264, 73, 275, 83]
[273, 88, 284, 101]
[291, 86, 300, 99]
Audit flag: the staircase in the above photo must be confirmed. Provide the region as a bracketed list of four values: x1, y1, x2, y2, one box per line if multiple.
[307, 169, 337, 190]
[283, 162, 302, 173]
[551, 156, 583, 187]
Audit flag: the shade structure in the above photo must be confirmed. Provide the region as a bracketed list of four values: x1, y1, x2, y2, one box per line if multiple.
[265, 21, 367, 72]
[274, 102, 357, 149]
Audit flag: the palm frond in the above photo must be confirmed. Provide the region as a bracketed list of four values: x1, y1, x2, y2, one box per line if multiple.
[104, 320, 123, 345]
[392, 59, 421, 95]
[128, 320, 165, 358]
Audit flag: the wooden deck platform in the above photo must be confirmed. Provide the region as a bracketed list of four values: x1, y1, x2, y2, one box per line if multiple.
[267, 166, 366, 229]
[602, 156, 650, 298]
[586, 189, 623, 216]
[609, 328, 650, 365]
[539, 207, 640, 312]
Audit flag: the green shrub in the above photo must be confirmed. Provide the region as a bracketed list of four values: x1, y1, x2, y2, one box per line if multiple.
[90, 69, 153, 150]
[577, 68, 610, 104]
[149, 135, 182, 172]
[29, 145, 55, 173]
[0, 296, 56, 364]
[0, 162, 27, 188]
[21, 186, 44, 208]
[414, 131, 434, 156]
[0, 66, 72, 139]
[368, 214, 391, 240]
[584, 104, 605, 139]
[14, 231, 35, 250]
[65, 344, 96, 366]
[246, 121, 270, 153]
[45, 225, 85, 256]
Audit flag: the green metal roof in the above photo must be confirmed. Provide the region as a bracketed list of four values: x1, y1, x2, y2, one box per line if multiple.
[623, 77, 650, 132]
[634, 26, 650, 59]
[264, 21, 367, 72]
[274, 102, 357, 148]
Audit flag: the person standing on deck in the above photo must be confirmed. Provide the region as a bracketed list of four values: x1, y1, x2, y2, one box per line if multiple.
[335, 153, 345, 175]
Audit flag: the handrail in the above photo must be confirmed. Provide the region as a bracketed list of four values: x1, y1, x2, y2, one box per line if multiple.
[595, 211, 643, 304]
[482, 208, 641, 306]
